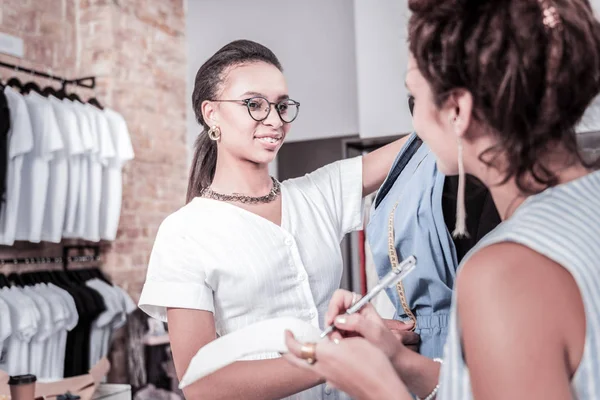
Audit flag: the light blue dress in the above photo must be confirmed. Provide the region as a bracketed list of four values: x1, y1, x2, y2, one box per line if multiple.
[367, 134, 457, 359]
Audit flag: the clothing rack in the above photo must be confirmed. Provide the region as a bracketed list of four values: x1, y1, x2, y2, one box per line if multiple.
[0, 60, 96, 90]
[0, 245, 101, 269]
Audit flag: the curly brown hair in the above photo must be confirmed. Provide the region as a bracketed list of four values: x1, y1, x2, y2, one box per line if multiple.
[408, 0, 600, 193]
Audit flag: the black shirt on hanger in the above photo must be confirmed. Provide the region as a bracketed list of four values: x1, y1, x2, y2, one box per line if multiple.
[0, 89, 10, 211]
[63, 281, 106, 377]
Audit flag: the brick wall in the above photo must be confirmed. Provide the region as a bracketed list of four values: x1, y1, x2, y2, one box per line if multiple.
[0, 0, 188, 383]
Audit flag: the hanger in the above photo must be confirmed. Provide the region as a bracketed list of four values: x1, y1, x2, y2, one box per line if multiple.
[21, 69, 42, 95]
[7, 77, 23, 91]
[42, 86, 59, 97]
[7, 272, 23, 287]
[41, 68, 59, 97]
[87, 97, 103, 110]
[20, 272, 36, 286]
[68, 92, 83, 102]
[6, 65, 23, 91]
[21, 81, 42, 95]
[86, 84, 103, 109]
[21, 271, 40, 285]
[55, 80, 68, 100]
[0, 273, 8, 288]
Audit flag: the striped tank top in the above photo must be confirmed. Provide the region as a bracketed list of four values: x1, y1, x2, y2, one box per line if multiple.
[438, 170, 600, 399]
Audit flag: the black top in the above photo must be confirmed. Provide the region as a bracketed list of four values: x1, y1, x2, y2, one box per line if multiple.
[0, 89, 10, 210]
[442, 174, 501, 263]
[61, 282, 106, 377]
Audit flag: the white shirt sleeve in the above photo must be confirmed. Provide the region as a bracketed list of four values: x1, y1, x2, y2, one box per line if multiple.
[139, 213, 215, 322]
[94, 110, 117, 166]
[287, 156, 364, 240]
[104, 108, 134, 165]
[3, 87, 34, 159]
[0, 298, 11, 345]
[49, 283, 79, 331]
[22, 288, 54, 342]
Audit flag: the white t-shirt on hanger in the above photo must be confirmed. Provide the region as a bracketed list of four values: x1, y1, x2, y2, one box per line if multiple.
[0, 287, 40, 375]
[35, 283, 69, 380]
[86, 279, 121, 368]
[38, 94, 69, 243]
[22, 286, 54, 378]
[0, 297, 12, 364]
[48, 283, 79, 380]
[0, 87, 34, 245]
[81, 105, 116, 241]
[49, 96, 85, 238]
[98, 284, 136, 363]
[16, 92, 64, 243]
[68, 100, 95, 239]
[101, 108, 134, 241]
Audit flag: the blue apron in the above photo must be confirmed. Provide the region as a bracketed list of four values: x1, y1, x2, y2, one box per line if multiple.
[367, 133, 457, 359]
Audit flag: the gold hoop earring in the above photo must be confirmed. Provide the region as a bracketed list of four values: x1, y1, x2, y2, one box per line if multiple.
[207, 126, 221, 141]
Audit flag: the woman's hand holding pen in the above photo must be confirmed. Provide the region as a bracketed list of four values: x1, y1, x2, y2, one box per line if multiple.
[325, 289, 420, 356]
[283, 289, 416, 399]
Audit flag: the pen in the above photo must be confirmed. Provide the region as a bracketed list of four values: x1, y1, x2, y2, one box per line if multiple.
[320, 255, 417, 338]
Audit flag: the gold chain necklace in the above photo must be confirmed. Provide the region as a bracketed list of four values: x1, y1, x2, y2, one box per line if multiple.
[200, 177, 281, 204]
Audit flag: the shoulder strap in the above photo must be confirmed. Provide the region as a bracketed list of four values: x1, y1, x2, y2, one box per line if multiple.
[374, 136, 423, 209]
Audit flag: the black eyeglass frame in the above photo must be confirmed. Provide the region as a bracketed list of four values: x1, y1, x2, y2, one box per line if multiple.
[211, 96, 301, 123]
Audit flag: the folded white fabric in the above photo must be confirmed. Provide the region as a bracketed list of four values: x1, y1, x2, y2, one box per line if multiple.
[179, 316, 323, 388]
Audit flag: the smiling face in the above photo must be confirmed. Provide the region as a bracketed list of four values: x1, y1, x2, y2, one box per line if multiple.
[202, 61, 292, 166]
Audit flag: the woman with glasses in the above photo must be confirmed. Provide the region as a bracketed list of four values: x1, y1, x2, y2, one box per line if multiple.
[138, 39, 410, 400]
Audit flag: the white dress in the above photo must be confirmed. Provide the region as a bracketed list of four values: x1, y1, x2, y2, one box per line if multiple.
[139, 157, 364, 400]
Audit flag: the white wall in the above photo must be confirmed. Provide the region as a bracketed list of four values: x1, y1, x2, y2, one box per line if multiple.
[577, 0, 600, 133]
[353, 0, 413, 138]
[185, 0, 359, 148]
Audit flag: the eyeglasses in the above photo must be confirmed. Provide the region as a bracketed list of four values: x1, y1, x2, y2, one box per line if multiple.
[211, 96, 300, 123]
[408, 95, 415, 116]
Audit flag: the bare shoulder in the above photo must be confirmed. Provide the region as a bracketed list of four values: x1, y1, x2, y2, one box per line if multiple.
[457, 241, 581, 312]
[457, 241, 585, 379]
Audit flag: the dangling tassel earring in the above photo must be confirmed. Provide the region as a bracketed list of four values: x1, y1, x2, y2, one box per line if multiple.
[452, 137, 469, 238]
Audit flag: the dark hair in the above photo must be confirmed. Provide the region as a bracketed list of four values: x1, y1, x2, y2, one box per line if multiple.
[408, 0, 600, 193]
[187, 40, 283, 203]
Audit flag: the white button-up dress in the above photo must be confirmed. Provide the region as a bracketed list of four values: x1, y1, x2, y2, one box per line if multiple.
[139, 157, 364, 400]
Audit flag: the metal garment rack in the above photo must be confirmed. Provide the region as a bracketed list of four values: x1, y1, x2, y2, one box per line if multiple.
[0, 245, 101, 270]
[0, 60, 96, 90]
[0, 62, 101, 270]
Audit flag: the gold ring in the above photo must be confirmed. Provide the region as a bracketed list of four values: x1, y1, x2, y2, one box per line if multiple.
[300, 343, 317, 365]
